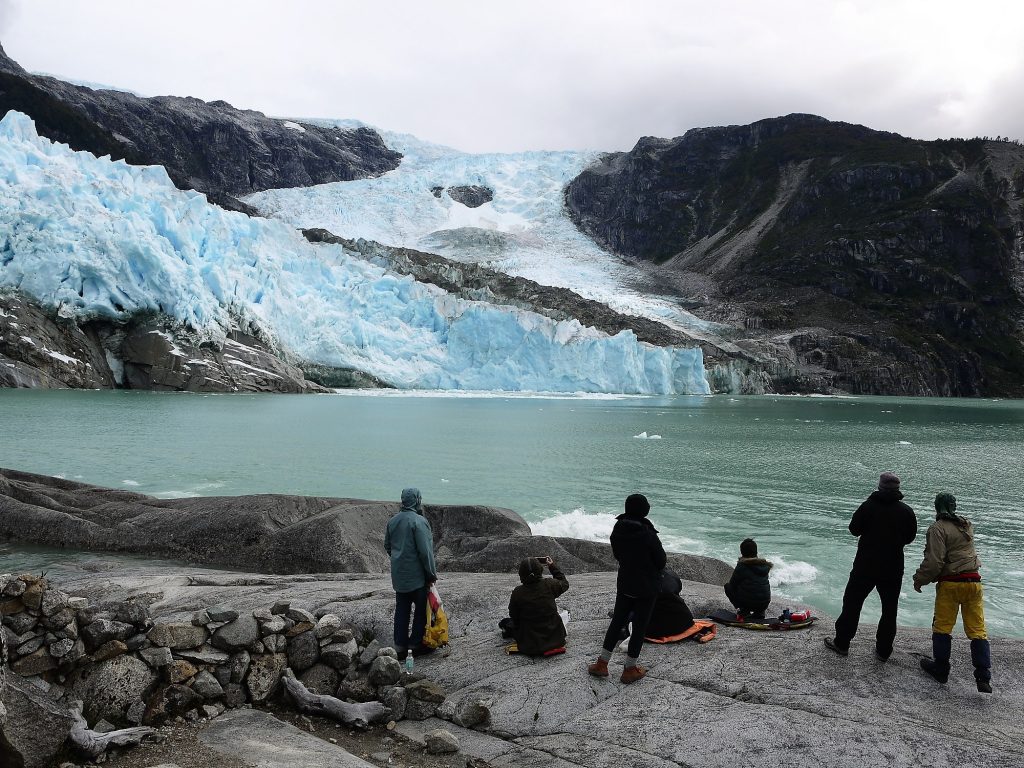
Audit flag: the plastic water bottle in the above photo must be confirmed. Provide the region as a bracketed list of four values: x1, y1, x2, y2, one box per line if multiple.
[405, 654, 414, 673]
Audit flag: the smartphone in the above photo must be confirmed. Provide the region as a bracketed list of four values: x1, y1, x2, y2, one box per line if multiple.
[534, 556, 552, 565]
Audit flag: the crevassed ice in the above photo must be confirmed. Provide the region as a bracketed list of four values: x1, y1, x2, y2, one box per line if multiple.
[0, 111, 709, 395]
[246, 119, 720, 337]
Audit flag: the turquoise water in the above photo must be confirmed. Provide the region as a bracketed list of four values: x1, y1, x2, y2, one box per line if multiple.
[1, 389, 1022, 636]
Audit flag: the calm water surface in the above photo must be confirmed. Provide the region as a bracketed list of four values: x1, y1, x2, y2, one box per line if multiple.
[1, 389, 1022, 636]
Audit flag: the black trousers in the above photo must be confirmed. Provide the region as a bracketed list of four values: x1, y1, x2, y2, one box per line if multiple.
[602, 592, 656, 659]
[834, 569, 903, 656]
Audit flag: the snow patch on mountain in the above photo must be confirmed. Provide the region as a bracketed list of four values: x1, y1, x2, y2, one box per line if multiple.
[0, 110, 709, 395]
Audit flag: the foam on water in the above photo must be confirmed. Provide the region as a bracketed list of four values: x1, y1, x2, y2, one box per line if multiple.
[531, 508, 616, 541]
[769, 557, 819, 587]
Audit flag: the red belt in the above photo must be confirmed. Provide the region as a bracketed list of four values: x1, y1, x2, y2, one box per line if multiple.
[939, 571, 981, 583]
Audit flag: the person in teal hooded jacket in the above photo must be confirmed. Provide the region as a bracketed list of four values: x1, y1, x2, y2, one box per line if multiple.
[385, 488, 438, 658]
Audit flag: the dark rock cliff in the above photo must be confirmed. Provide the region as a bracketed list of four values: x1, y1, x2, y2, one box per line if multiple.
[0, 43, 401, 211]
[566, 114, 1024, 396]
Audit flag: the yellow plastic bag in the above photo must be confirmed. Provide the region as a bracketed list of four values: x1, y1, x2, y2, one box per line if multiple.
[422, 586, 449, 649]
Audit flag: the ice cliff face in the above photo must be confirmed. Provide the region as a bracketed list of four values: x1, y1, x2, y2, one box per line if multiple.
[0, 111, 709, 395]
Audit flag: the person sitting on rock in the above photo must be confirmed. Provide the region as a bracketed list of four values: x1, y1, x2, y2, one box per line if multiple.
[913, 493, 992, 693]
[588, 493, 667, 684]
[384, 487, 438, 660]
[646, 569, 696, 638]
[724, 538, 772, 620]
[506, 556, 570, 655]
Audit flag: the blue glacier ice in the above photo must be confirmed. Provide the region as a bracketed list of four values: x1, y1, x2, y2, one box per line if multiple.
[0, 111, 710, 394]
[246, 120, 723, 339]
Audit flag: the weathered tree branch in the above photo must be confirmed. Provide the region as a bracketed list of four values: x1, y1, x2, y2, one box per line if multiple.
[67, 701, 156, 759]
[281, 674, 389, 728]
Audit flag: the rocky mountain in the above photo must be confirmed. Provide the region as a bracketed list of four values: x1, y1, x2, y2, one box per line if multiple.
[567, 114, 1024, 396]
[0, 43, 401, 211]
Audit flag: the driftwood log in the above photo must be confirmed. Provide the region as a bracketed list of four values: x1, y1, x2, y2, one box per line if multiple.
[282, 674, 389, 728]
[67, 701, 156, 759]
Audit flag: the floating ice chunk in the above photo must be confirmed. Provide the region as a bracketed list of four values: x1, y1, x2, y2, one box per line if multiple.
[440, 478, 450, 483]
[633, 431, 662, 439]
[122, 480, 140, 486]
[896, 440, 913, 446]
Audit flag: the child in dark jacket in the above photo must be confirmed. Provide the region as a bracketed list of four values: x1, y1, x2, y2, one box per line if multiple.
[724, 538, 773, 619]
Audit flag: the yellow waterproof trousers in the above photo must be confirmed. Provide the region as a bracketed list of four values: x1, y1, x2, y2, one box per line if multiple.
[932, 581, 987, 640]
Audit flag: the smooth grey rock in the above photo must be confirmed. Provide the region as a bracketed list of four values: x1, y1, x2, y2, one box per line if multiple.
[67, 653, 156, 724]
[286, 630, 320, 673]
[377, 646, 398, 659]
[147, 622, 206, 650]
[425, 728, 460, 755]
[139, 646, 173, 668]
[81, 618, 134, 651]
[358, 639, 380, 667]
[199, 708, 377, 767]
[314, 613, 342, 639]
[321, 638, 359, 670]
[92, 638, 129, 661]
[286, 607, 314, 624]
[190, 670, 224, 700]
[0, 673, 76, 768]
[173, 646, 230, 665]
[452, 697, 490, 728]
[39, 588, 69, 617]
[298, 663, 340, 696]
[92, 718, 117, 733]
[191, 609, 210, 626]
[229, 650, 251, 683]
[206, 604, 239, 623]
[211, 614, 259, 651]
[259, 615, 287, 635]
[246, 653, 287, 702]
[406, 679, 446, 703]
[368, 655, 401, 687]
[201, 703, 221, 720]
[125, 632, 150, 651]
[270, 601, 290, 615]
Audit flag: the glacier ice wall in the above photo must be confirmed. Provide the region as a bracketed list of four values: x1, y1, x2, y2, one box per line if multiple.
[0, 111, 709, 395]
[245, 121, 720, 338]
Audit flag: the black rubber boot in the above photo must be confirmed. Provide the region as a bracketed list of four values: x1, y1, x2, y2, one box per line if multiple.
[921, 633, 951, 683]
[971, 638, 992, 693]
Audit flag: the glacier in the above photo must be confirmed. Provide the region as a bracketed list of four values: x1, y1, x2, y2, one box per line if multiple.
[245, 120, 721, 338]
[0, 110, 710, 395]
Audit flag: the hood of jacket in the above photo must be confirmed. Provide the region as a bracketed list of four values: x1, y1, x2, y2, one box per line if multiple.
[737, 557, 773, 575]
[869, 489, 905, 503]
[615, 512, 659, 534]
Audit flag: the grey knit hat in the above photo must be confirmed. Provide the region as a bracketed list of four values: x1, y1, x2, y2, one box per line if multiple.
[878, 472, 901, 491]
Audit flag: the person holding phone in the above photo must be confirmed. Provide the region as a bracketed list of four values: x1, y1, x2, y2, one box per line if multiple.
[507, 555, 570, 656]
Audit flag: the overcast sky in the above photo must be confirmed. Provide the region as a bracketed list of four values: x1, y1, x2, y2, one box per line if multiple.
[2, 0, 1022, 153]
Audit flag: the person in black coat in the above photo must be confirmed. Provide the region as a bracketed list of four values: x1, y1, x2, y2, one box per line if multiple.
[825, 472, 917, 660]
[724, 538, 773, 618]
[507, 556, 569, 655]
[645, 569, 696, 639]
[588, 493, 667, 684]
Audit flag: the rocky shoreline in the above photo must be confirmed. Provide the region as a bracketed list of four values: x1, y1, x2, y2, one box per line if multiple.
[3, 562, 1021, 768]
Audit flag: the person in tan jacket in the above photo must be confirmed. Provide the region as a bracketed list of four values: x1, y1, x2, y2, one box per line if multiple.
[913, 493, 991, 693]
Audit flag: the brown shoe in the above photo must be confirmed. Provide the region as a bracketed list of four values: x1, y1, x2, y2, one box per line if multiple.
[620, 665, 647, 684]
[587, 658, 609, 677]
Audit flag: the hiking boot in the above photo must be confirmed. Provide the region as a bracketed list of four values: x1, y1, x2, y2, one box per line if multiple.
[920, 657, 949, 684]
[977, 679, 992, 694]
[411, 644, 436, 658]
[874, 647, 890, 662]
[587, 658, 609, 677]
[823, 637, 848, 657]
[620, 665, 647, 684]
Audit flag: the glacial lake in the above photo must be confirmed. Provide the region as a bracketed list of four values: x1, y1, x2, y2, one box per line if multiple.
[1, 389, 1022, 637]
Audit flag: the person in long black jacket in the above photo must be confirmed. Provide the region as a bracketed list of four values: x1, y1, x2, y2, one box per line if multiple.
[825, 472, 917, 660]
[588, 493, 667, 684]
[645, 569, 696, 639]
[507, 556, 569, 655]
[724, 538, 773, 618]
